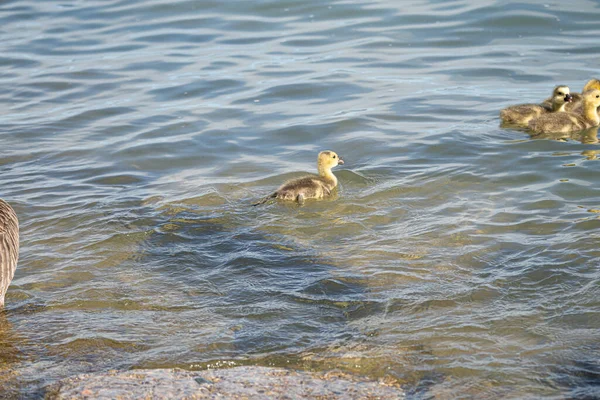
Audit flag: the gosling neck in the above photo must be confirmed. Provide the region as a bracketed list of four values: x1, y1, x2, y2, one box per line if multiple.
[584, 101, 600, 125]
[552, 100, 567, 112]
[318, 164, 337, 187]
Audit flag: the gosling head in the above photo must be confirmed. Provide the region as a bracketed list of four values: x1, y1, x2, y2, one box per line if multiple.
[318, 150, 344, 171]
[582, 78, 600, 92]
[551, 85, 573, 110]
[583, 89, 600, 107]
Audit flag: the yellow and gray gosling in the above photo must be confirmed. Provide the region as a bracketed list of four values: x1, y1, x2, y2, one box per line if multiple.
[529, 89, 600, 134]
[253, 151, 344, 205]
[500, 85, 573, 126]
[542, 78, 600, 113]
[0, 199, 19, 308]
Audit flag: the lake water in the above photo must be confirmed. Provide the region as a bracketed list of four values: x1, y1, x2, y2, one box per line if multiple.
[2, 0, 600, 398]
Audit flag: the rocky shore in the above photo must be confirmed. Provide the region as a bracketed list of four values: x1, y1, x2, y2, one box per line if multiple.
[45, 366, 404, 399]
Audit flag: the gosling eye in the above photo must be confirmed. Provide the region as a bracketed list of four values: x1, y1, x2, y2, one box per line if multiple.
[333, 155, 336, 159]
[558, 91, 563, 95]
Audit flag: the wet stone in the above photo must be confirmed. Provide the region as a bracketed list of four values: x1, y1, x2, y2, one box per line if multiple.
[45, 366, 404, 399]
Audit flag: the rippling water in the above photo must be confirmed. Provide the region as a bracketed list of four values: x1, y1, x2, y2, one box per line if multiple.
[2, 0, 600, 398]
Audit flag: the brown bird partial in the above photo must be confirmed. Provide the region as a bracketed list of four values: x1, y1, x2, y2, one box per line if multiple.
[0, 199, 19, 307]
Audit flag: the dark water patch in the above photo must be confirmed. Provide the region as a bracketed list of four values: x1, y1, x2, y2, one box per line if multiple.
[50, 337, 151, 359]
[37, 69, 124, 81]
[55, 107, 136, 129]
[0, 56, 41, 69]
[147, 79, 246, 101]
[234, 81, 371, 105]
[481, 12, 560, 30]
[547, 354, 600, 399]
[23, 81, 77, 93]
[133, 33, 218, 44]
[121, 60, 194, 72]
[219, 36, 277, 45]
[440, 67, 542, 81]
[16, 42, 147, 57]
[202, 61, 239, 71]
[86, 173, 147, 186]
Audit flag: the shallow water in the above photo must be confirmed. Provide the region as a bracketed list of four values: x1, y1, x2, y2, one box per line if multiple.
[2, 0, 600, 398]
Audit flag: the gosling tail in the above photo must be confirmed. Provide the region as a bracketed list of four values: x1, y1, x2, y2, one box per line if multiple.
[252, 192, 277, 206]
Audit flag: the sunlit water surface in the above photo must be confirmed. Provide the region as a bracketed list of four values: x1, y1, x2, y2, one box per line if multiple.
[1, 0, 600, 398]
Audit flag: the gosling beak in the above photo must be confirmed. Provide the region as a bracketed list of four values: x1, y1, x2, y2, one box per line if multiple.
[565, 93, 573, 103]
[338, 158, 344, 165]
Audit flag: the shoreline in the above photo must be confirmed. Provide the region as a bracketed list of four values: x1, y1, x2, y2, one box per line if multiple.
[46, 366, 404, 399]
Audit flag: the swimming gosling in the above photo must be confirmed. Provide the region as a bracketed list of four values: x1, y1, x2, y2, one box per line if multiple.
[529, 89, 600, 134]
[500, 85, 573, 126]
[0, 199, 19, 308]
[253, 151, 344, 205]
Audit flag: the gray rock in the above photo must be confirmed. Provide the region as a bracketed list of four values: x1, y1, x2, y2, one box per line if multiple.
[46, 366, 404, 399]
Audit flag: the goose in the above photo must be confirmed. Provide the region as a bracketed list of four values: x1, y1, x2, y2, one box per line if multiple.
[0, 199, 19, 308]
[529, 89, 600, 134]
[253, 151, 344, 205]
[500, 85, 573, 126]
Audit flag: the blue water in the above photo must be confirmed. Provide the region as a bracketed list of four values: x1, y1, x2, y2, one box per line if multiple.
[1, 0, 600, 398]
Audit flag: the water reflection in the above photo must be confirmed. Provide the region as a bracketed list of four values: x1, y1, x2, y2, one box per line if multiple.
[0, 312, 22, 398]
[0, 312, 21, 365]
[530, 126, 599, 144]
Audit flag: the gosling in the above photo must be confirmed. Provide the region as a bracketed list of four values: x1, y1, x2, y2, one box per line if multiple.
[542, 78, 600, 112]
[528, 89, 600, 134]
[500, 85, 573, 126]
[253, 151, 344, 205]
[0, 199, 19, 308]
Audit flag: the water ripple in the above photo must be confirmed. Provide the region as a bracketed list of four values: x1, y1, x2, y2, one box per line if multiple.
[2, 0, 600, 397]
